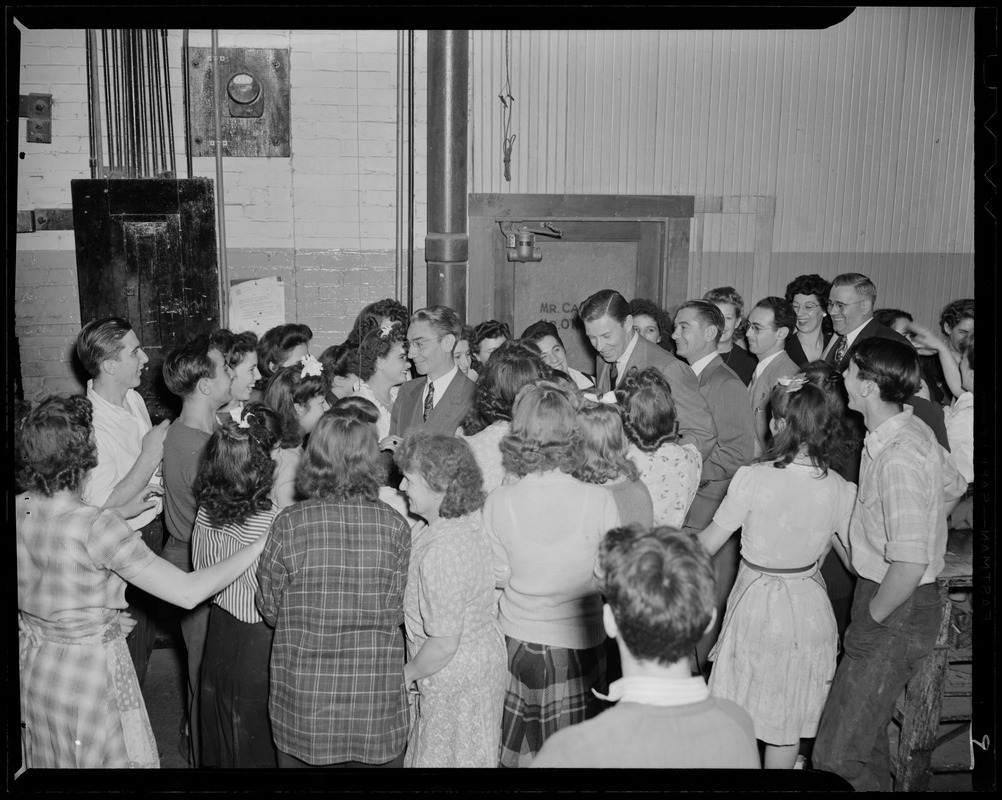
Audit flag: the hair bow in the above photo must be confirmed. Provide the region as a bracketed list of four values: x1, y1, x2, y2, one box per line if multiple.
[379, 320, 394, 338]
[777, 375, 808, 393]
[300, 354, 324, 378]
[228, 406, 243, 424]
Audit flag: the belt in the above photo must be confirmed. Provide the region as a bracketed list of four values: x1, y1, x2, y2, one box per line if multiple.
[742, 557, 816, 575]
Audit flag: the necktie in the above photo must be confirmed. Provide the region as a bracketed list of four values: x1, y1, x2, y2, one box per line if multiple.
[832, 335, 848, 366]
[609, 362, 619, 392]
[423, 380, 435, 422]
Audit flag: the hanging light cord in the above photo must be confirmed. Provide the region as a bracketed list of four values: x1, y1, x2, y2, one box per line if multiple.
[499, 31, 516, 182]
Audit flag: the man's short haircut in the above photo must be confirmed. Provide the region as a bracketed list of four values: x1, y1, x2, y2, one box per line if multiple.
[76, 316, 134, 377]
[676, 300, 725, 344]
[872, 308, 913, 329]
[579, 289, 631, 325]
[411, 305, 462, 344]
[939, 298, 974, 330]
[162, 333, 218, 398]
[784, 274, 832, 307]
[831, 272, 877, 305]
[520, 319, 565, 348]
[597, 525, 716, 666]
[702, 286, 745, 316]
[849, 337, 921, 404]
[752, 297, 797, 334]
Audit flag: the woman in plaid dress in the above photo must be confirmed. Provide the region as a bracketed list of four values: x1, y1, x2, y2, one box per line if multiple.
[15, 395, 271, 769]
[483, 382, 621, 767]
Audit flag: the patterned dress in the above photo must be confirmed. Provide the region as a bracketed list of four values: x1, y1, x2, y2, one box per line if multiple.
[16, 491, 160, 768]
[707, 463, 857, 744]
[628, 442, 702, 528]
[403, 513, 507, 767]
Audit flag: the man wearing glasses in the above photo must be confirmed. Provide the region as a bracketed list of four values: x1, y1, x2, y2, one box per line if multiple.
[388, 305, 476, 443]
[745, 296, 800, 454]
[823, 273, 911, 373]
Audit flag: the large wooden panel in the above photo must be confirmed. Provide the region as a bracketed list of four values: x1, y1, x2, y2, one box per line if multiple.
[72, 178, 219, 422]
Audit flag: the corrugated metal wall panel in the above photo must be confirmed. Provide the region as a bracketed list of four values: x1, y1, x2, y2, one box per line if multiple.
[469, 11, 974, 325]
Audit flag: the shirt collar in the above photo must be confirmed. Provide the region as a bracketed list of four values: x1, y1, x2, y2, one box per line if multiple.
[427, 364, 459, 396]
[593, 675, 711, 706]
[689, 351, 718, 377]
[616, 331, 641, 371]
[843, 317, 872, 347]
[86, 379, 135, 416]
[753, 350, 783, 380]
[864, 406, 914, 458]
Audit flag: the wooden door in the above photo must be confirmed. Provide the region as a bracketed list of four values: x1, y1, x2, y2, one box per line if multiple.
[71, 177, 219, 423]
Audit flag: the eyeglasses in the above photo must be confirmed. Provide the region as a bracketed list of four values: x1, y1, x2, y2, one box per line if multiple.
[791, 302, 820, 313]
[826, 299, 866, 314]
[747, 323, 775, 334]
[405, 335, 443, 353]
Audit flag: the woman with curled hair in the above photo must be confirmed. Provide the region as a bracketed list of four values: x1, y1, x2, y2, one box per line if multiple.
[484, 381, 621, 767]
[261, 360, 330, 508]
[192, 409, 280, 768]
[318, 341, 360, 406]
[211, 329, 261, 423]
[351, 320, 410, 443]
[346, 298, 411, 348]
[393, 432, 507, 767]
[454, 325, 479, 381]
[573, 401, 653, 529]
[16, 396, 269, 769]
[784, 274, 834, 366]
[628, 297, 674, 352]
[255, 411, 411, 768]
[704, 286, 756, 385]
[460, 339, 553, 492]
[615, 367, 701, 529]
[472, 319, 511, 366]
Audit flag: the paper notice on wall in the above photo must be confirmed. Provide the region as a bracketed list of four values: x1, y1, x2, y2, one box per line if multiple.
[228, 277, 286, 335]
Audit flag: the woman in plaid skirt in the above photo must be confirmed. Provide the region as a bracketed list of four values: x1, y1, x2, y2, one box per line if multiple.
[15, 395, 271, 769]
[483, 381, 621, 767]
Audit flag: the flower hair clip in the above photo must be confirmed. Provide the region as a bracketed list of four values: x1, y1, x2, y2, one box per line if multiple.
[300, 354, 324, 378]
[778, 375, 808, 393]
[379, 320, 395, 338]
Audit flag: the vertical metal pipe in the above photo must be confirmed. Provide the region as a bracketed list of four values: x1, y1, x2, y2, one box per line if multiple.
[86, 30, 97, 178]
[407, 30, 415, 314]
[425, 30, 469, 319]
[212, 31, 229, 326]
[183, 30, 192, 179]
[162, 29, 176, 177]
[395, 30, 405, 303]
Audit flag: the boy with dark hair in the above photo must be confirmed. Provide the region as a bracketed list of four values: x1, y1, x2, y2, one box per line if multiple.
[531, 526, 760, 768]
[813, 338, 966, 790]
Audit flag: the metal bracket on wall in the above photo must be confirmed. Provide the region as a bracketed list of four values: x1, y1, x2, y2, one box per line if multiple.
[19, 93, 53, 143]
[15, 209, 75, 233]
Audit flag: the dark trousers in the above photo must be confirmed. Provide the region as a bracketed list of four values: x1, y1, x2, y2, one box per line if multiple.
[694, 531, 740, 676]
[162, 535, 210, 767]
[813, 577, 942, 791]
[200, 605, 278, 768]
[277, 750, 405, 768]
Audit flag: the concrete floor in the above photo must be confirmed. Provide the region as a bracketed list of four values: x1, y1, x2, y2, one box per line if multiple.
[140, 623, 977, 786]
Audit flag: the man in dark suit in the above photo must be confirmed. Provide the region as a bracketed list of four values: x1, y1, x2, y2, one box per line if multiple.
[389, 305, 475, 441]
[746, 297, 800, 455]
[823, 272, 950, 462]
[672, 300, 757, 677]
[581, 289, 717, 462]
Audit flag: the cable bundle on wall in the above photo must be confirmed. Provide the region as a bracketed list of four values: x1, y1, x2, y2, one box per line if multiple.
[86, 29, 176, 179]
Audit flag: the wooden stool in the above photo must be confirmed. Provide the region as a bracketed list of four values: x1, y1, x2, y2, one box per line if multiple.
[890, 550, 973, 791]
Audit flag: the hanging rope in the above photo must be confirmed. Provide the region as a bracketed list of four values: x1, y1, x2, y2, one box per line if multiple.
[92, 29, 176, 179]
[499, 30, 516, 182]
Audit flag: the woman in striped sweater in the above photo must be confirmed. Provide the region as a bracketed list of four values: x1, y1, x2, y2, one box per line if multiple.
[191, 406, 281, 768]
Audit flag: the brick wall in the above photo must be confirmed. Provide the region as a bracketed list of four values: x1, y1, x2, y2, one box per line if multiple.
[14, 28, 429, 401]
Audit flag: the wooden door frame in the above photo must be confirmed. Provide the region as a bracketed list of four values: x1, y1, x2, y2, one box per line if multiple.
[468, 194, 694, 329]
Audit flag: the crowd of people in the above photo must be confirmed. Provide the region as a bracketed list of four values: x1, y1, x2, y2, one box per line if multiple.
[15, 274, 974, 786]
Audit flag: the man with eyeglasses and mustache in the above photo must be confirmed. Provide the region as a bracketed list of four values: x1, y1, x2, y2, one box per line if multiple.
[388, 305, 476, 445]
